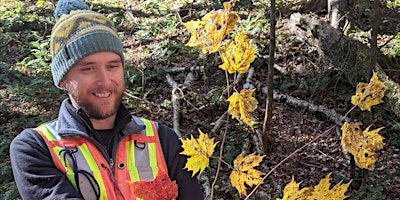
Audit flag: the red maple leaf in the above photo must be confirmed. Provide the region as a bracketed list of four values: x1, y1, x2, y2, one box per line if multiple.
[128, 172, 178, 200]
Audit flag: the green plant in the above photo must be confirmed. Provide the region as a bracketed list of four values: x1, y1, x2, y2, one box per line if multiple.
[388, 122, 400, 145]
[235, 12, 268, 37]
[349, 175, 391, 200]
[14, 33, 51, 78]
[386, 0, 400, 8]
[141, 0, 172, 15]
[389, 32, 400, 57]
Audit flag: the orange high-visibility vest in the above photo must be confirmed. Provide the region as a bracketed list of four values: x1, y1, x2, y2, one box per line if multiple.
[34, 117, 168, 200]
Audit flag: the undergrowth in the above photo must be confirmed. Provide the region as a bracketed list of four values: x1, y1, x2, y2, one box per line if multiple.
[0, 0, 399, 199]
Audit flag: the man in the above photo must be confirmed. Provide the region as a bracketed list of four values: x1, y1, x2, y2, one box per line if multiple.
[9, 0, 203, 199]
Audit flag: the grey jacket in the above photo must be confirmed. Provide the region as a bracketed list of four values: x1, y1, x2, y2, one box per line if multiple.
[10, 99, 203, 200]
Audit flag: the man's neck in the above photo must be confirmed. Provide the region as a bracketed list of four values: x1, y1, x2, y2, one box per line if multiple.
[91, 115, 116, 130]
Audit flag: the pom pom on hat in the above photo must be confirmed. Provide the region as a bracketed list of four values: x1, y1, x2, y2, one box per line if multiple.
[50, 0, 124, 88]
[54, 0, 90, 21]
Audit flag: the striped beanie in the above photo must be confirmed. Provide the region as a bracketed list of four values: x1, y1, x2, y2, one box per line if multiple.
[51, 0, 124, 88]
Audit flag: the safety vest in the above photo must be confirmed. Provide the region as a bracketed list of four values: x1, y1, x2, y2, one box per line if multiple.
[34, 117, 168, 200]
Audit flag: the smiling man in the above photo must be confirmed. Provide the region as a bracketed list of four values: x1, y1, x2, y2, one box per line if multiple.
[61, 52, 125, 129]
[9, 0, 203, 199]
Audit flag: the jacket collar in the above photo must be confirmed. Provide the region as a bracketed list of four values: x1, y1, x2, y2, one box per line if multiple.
[47, 99, 145, 137]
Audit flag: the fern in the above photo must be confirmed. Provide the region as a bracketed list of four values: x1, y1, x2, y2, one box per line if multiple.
[389, 122, 400, 131]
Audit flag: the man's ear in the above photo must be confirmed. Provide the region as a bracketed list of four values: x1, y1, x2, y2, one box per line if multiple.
[59, 79, 66, 89]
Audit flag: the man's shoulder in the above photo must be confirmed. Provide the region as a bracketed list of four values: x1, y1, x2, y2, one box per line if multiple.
[13, 127, 41, 140]
[10, 127, 48, 154]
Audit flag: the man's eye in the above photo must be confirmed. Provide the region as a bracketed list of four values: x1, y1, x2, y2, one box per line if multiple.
[82, 67, 93, 71]
[108, 65, 119, 70]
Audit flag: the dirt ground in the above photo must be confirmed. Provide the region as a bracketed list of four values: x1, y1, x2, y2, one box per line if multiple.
[118, 5, 400, 199]
[1, 0, 400, 199]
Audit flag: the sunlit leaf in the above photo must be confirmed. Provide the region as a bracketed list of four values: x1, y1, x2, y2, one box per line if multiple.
[179, 129, 218, 176]
[307, 173, 352, 200]
[351, 71, 385, 111]
[36, 0, 45, 6]
[277, 173, 352, 200]
[276, 176, 313, 200]
[230, 153, 265, 196]
[128, 171, 178, 200]
[181, 0, 240, 54]
[219, 31, 256, 74]
[227, 89, 258, 131]
[341, 122, 385, 170]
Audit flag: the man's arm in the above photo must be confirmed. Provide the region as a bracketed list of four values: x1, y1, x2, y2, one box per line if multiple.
[157, 124, 204, 200]
[10, 128, 83, 200]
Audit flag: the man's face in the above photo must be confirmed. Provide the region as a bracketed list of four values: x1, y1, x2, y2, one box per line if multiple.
[60, 52, 125, 120]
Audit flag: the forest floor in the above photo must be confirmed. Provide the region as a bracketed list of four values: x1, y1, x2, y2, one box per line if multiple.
[1, 0, 400, 199]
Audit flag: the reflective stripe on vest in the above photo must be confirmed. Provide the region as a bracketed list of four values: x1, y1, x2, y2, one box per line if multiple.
[34, 118, 168, 200]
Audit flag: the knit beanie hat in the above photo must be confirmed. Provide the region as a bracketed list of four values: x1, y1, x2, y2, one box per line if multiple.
[51, 0, 124, 88]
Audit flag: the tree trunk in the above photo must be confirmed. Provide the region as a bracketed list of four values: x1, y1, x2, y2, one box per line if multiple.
[263, 0, 276, 153]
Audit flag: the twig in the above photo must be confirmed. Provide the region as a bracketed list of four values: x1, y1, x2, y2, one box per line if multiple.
[210, 111, 229, 199]
[210, 155, 232, 168]
[246, 99, 353, 199]
[241, 67, 265, 153]
[219, 73, 245, 101]
[263, 88, 350, 124]
[312, 148, 328, 156]
[210, 112, 227, 134]
[297, 161, 323, 169]
[252, 129, 264, 154]
[124, 90, 157, 107]
[166, 74, 182, 137]
[245, 124, 328, 200]
[184, 72, 195, 86]
[378, 33, 400, 50]
[243, 67, 255, 89]
[200, 173, 211, 200]
[242, 138, 251, 155]
[166, 65, 205, 74]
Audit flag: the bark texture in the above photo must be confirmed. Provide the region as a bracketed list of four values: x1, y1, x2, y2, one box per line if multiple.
[287, 12, 400, 119]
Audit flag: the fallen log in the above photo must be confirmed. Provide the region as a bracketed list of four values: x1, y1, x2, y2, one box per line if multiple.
[287, 12, 400, 120]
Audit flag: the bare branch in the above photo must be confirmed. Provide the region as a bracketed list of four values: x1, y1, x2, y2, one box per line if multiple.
[166, 74, 182, 137]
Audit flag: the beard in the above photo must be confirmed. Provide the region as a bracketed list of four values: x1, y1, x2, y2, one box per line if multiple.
[66, 84, 125, 120]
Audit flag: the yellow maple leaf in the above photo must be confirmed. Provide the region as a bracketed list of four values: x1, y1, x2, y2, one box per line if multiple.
[341, 122, 385, 170]
[219, 31, 256, 74]
[227, 89, 258, 131]
[278, 173, 351, 200]
[307, 173, 352, 200]
[351, 71, 385, 111]
[181, 0, 240, 54]
[229, 153, 265, 196]
[276, 176, 313, 200]
[179, 129, 218, 176]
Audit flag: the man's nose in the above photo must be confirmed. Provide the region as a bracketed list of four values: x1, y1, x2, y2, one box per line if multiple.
[96, 69, 112, 86]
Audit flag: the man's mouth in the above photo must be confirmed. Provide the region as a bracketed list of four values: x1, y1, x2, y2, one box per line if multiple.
[94, 92, 111, 98]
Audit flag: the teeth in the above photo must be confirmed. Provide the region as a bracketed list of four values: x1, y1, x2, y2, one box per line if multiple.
[94, 92, 111, 98]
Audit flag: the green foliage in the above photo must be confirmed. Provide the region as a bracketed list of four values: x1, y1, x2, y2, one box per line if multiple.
[14, 36, 52, 78]
[0, 0, 51, 32]
[386, 0, 400, 8]
[1, 0, 399, 199]
[389, 32, 400, 57]
[349, 175, 391, 200]
[134, 14, 179, 39]
[274, 0, 297, 11]
[141, 0, 174, 15]
[0, 1, 25, 31]
[0, 2, 62, 197]
[0, 183, 20, 200]
[389, 122, 400, 131]
[235, 12, 269, 43]
[388, 122, 400, 145]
